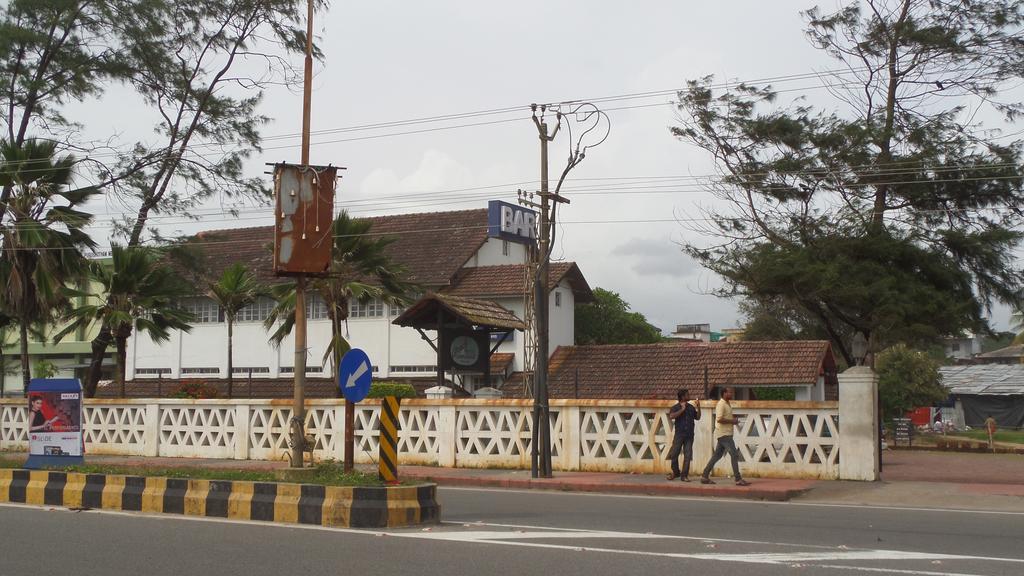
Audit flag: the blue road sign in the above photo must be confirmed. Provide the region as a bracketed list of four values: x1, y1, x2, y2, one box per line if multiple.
[339, 348, 373, 403]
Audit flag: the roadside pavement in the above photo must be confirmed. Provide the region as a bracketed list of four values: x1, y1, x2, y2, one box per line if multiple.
[3, 449, 1023, 510]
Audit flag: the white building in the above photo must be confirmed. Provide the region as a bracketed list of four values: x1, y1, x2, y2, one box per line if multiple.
[125, 207, 593, 394]
[669, 323, 712, 343]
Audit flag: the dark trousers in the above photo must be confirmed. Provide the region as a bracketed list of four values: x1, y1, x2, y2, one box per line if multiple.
[702, 435, 742, 480]
[667, 435, 694, 477]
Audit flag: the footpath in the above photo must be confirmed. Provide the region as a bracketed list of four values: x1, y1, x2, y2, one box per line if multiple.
[3, 449, 1023, 511]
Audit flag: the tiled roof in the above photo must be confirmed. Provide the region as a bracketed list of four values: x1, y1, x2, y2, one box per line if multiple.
[977, 344, 1024, 359]
[185, 208, 490, 286]
[508, 340, 837, 400]
[940, 365, 1024, 396]
[393, 293, 526, 331]
[491, 353, 515, 377]
[446, 262, 594, 302]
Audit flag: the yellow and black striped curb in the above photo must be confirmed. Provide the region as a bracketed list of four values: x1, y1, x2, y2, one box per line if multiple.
[0, 469, 439, 528]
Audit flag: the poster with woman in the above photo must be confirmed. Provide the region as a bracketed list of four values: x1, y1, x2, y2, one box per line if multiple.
[25, 379, 84, 468]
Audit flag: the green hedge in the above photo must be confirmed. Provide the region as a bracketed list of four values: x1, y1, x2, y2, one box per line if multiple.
[367, 381, 418, 399]
[750, 387, 796, 401]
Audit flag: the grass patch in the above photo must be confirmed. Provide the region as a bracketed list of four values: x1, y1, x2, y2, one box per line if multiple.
[948, 429, 1024, 445]
[0, 457, 397, 487]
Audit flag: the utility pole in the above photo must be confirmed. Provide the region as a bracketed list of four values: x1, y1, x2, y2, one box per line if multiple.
[289, 0, 315, 470]
[524, 101, 606, 478]
[530, 105, 568, 478]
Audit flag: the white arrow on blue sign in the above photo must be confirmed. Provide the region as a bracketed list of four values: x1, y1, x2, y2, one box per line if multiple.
[339, 348, 373, 403]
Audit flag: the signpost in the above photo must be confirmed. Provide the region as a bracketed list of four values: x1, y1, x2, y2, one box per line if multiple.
[893, 417, 913, 448]
[25, 379, 84, 469]
[340, 348, 372, 472]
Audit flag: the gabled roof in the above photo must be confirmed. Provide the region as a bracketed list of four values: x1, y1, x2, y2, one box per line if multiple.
[392, 293, 526, 331]
[185, 208, 490, 286]
[445, 262, 594, 303]
[514, 340, 837, 400]
[940, 364, 1024, 396]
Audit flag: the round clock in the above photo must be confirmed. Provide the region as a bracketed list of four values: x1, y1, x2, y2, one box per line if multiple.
[450, 335, 480, 367]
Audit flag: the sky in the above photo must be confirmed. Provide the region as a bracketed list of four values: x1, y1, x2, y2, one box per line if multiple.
[75, 0, 1016, 334]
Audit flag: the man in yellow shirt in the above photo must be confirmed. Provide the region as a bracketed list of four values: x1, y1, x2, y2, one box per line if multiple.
[700, 387, 750, 486]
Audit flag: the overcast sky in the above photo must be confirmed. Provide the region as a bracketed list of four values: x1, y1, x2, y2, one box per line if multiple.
[78, 0, 1016, 334]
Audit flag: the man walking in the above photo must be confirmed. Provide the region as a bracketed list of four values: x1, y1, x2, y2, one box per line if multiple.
[985, 415, 998, 451]
[666, 388, 701, 481]
[700, 387, 750, 486]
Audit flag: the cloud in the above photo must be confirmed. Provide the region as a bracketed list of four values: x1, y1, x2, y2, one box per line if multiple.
[611, 237, 695, 278]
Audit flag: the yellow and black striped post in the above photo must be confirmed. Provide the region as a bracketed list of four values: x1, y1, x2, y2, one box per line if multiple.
[378, 396, 401, 483]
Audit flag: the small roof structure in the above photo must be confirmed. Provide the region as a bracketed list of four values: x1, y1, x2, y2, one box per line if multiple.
[392, 293, 525, 331]
[940, 365, 1024, 396]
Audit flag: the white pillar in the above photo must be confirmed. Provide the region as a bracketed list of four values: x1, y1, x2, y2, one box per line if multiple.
[838, 366, 880, 481]
[234, 403, 250, 460]
[563, 405, 581, 471]
[438, 404, 457, 467]
[143, 402, 160, 457]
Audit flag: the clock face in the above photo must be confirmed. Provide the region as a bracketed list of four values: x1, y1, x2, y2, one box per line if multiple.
[450, 335, 480, 367]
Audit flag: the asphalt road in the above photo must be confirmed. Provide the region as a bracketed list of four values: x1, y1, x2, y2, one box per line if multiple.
[2, 487, 1023, 576]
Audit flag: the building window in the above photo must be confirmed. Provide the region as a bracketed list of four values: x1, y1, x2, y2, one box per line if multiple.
[950, 341, 960, 352]
[280, 366, 324, 374]
[307, 292, 329, 320]
[179, 297, 222, 323]
[181, 367, 220, 375]
[555, 291, 562, 307]
[237, 297, 275, 323]
[502, 240, 510, 256]
[231, 367, 269, 374]
[135, 368, 171, 378]
[350, 298, 384, 318]
[389, 365, 437, 373]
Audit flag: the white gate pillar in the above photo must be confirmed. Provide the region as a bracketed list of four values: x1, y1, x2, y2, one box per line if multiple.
[838, 366, 880, 481]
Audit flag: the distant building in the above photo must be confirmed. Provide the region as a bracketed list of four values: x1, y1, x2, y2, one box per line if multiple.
[972, 344, 1024, 365]
[940, 364, 1024, 429]
[943, 333, 983, 360]
[669, 323, 712, 343]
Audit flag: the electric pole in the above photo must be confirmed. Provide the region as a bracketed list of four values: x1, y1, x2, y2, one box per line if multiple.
[289, 0, 316, 469]
[530, 105, 569, 478]
[525, 102, 608, 479]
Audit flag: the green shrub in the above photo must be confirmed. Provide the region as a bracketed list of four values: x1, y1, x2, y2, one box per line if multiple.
[171, 380, 219, 399]
[367, 381, 417, 399]
[751, 387, 797, 401]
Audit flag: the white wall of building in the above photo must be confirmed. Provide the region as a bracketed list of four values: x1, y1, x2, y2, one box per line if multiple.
[126, 236, 579, 385]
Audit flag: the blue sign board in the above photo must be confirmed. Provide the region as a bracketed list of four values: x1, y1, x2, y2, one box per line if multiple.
[25, 378, 85, 469]
[339, 348, 373, 403]
[488, 200, 538, 245]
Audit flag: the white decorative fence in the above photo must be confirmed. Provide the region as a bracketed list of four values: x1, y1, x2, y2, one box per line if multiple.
[0, 399, 840, 479]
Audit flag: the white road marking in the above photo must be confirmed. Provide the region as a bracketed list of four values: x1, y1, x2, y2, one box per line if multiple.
[438, 485, 1024, 515]
[4, 501, 1023, 576]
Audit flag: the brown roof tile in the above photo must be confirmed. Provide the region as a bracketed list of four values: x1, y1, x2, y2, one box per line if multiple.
[185, 208, 489, 286]
[393, 293, 526, 330]
[505, 340, 837, 400]
[445, 262, 594, 302]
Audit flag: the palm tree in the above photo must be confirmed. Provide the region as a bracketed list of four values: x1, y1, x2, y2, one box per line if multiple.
[55, 245, 194, 397]
[207, 263, 266, 398]
[265, 210, 415, 382]
[0, 311, 15, 397]
[0, 139, 98, 391]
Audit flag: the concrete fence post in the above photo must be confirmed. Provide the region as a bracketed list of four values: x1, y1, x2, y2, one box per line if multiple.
[143, 402, 160, 457]
[838, 366, 880, 481]
[563, 405, 581, 471]
[438, 404, 457, 468]
[234, 402, 250, 460]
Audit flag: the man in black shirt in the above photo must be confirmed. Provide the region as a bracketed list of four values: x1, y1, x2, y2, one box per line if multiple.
[666, 388, 701, 481]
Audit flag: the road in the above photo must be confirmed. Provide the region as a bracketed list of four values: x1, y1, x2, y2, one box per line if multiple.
[3, 487, 1023, 576]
